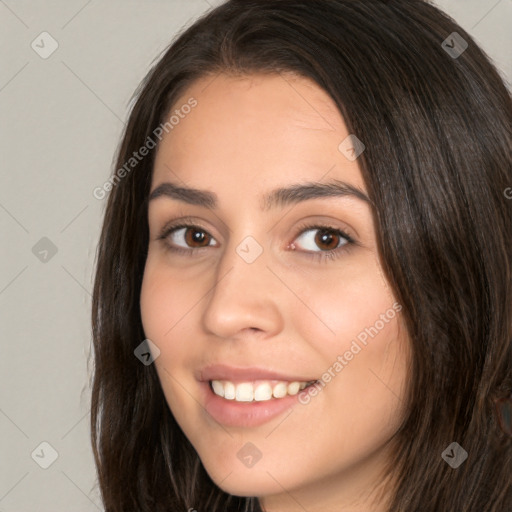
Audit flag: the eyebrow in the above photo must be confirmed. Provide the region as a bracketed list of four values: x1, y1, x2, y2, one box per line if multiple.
[148, 179, 371, 211]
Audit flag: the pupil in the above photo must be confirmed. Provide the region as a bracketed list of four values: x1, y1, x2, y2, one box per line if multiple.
[317, 229, 337, 249]
[187, 228, 206, 246]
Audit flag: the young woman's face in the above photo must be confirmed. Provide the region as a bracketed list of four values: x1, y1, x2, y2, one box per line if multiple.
[140, 73, 411, 511]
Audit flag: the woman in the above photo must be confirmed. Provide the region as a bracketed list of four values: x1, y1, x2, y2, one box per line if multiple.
[90, 1, 512, 510]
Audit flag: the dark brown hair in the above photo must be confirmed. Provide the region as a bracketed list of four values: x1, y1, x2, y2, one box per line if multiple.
[90, 1, 512, 510]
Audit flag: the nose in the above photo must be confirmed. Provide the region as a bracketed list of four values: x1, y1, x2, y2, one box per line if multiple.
[201, 236, 285, 341]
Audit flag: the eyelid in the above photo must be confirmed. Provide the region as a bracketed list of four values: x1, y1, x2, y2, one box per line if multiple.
[156, 216, 358, 265]
[292, 221, 355, 246]
[155, 213, 357, 242]
[293, 218, 358, 242]
[157, 215, 218, 240]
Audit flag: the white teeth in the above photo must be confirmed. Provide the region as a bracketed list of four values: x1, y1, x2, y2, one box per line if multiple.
[235, 383, 253, 402]
[211, 380, 224, 398]
[287, 381, 300, 395]
[254, 382, 273, 401]
[224, 381, 235, 400]
[210, 379, 315, 402]
[272, 382, 287, 398]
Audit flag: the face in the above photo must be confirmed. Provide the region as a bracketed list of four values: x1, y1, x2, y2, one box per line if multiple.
[140, 72, 411, 512]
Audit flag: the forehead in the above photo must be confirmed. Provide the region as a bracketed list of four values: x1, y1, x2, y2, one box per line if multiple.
[183, 72, 342, 125]
[152, 72, 366, 196]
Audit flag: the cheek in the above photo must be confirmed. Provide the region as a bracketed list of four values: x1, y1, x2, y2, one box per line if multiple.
[139, 256, 200, 396]
[139, 258, 197, 421]
[140, 256, 194, 341]
[291, 254, 399, 354]
[291, 253, 409, 420]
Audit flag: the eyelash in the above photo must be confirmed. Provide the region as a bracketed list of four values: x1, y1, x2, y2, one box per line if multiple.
[156, 217, 356, 263]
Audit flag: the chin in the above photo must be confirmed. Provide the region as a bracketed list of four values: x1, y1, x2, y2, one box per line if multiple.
[204, 463, 288, 497]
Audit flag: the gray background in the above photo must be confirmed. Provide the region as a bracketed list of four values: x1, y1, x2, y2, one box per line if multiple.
[1, 1, 510, 510]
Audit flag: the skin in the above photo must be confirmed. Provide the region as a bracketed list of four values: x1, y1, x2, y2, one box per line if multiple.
[140, 72, 411, 512]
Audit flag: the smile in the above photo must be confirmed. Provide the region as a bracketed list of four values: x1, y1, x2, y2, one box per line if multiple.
[210, 379, 317, 402]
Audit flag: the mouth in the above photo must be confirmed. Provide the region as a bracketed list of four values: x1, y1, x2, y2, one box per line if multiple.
[198, 364, 320, 427]
[209, 379, 318, 402]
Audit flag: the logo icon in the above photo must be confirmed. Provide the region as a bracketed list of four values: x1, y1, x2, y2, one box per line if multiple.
[31, 32, 59, 59]
[31, 441, 59, 469]
[134, 339, 160, 365]
[441, 32, 468, 59]
[338, 134, 365, 161]
[441, 442, 468, 469]
[32, 237, 58, 263]
[236, 442, 263, 468]
[236, 236, 263, 264]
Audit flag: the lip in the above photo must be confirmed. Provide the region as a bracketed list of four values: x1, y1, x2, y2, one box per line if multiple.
[197, 363, 315, 383]
[200, 380, 310, 428]
[197, 364, 318, 428]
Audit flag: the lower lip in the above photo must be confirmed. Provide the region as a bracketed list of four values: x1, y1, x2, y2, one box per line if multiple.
[200, 381, 310, 428]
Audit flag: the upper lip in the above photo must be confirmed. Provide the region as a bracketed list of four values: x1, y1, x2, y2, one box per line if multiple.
[197, 364, 316, 383]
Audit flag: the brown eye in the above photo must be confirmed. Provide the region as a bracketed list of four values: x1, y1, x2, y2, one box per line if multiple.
[170, 226, 214, 248]
[293, 226, 349, 252]
[314, 229, 342, 250]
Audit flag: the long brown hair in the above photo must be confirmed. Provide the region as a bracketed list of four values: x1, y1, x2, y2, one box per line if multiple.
[90, 1, 512, 510]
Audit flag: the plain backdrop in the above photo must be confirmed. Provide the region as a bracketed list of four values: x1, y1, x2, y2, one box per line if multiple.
[1, 1, 511, 510]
